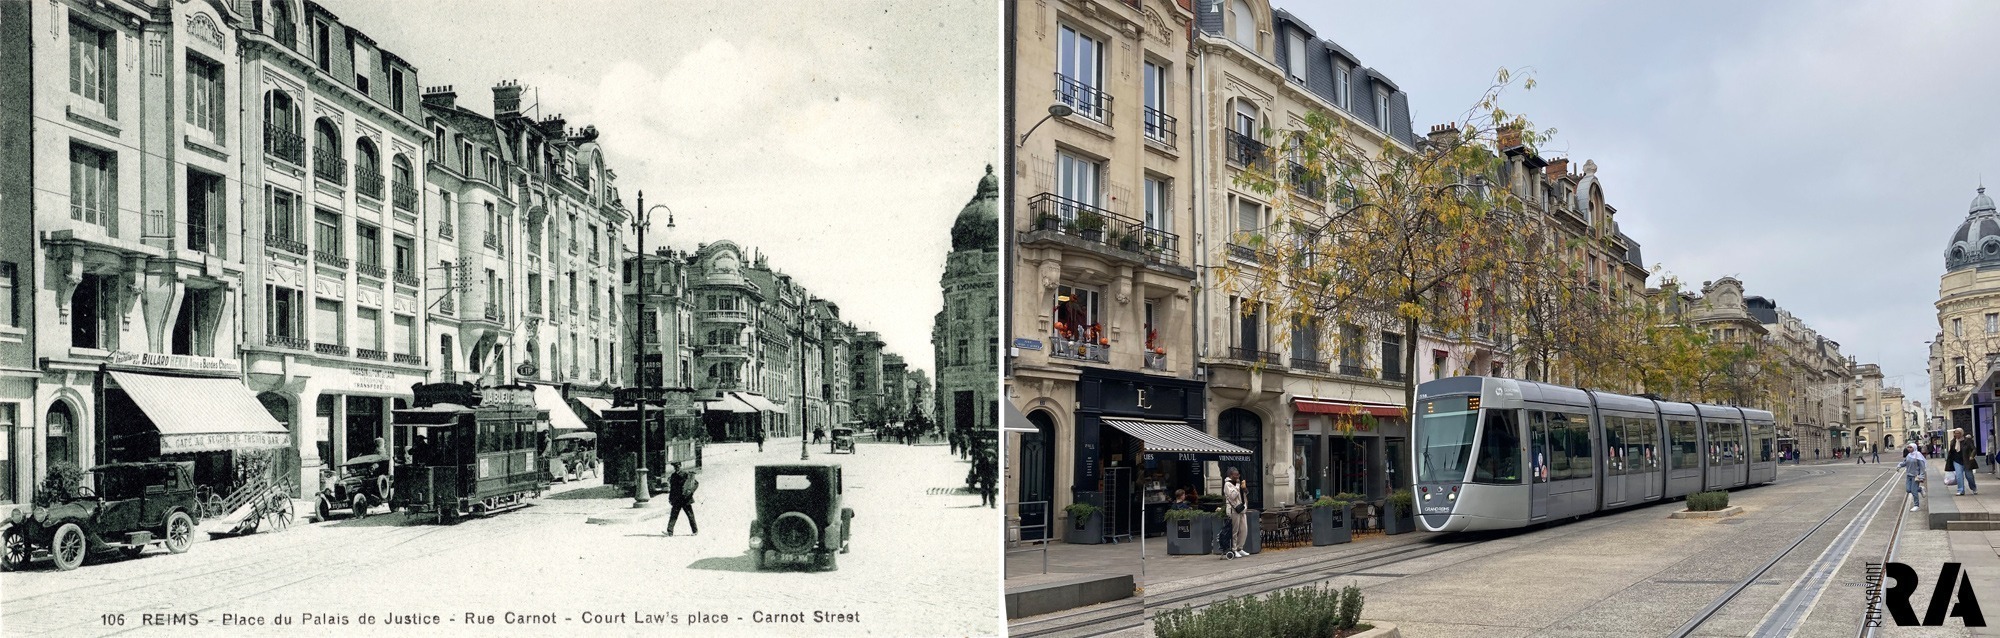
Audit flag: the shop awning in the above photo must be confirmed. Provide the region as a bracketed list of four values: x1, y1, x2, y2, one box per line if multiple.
[1293, 398, 1406, 417]
[1003, 401, 1038, 434]
[1102, 418, 1254, 462]
[704, 395, 756, 414]
[106, 371, 289, 454]
[531, 384, 589, 431]
[574, 396, 613, 417]
[732, 392, 781, 413]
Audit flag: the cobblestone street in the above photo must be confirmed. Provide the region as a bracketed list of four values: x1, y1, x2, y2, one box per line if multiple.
[1, 442, 1000, 637]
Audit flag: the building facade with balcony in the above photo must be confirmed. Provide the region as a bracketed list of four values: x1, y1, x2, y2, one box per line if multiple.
[420, 87, 513, 391]
[0, 0, 33, 508]
[936, 168, 998, 448]
[234, 0, 431, 491]
[1007, 0, 1202, 542]
[1937, 186, 2000, 457]
[1191, 2, 1422, 511]
[622, 248, 696, 398]
[818, 302, 856, 428]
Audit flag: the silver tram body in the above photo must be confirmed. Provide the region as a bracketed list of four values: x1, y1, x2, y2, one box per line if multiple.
[1413, 376, 1776, 533]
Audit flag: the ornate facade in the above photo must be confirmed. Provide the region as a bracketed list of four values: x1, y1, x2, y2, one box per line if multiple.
[1935, 186, 2000, 454]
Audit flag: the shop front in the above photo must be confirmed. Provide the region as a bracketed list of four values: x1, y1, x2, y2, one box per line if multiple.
[1074, 368, 1207, 540]
[1289, 397, 1409, 504]
[702, 393, 757, 441]
[294, 365, 427, 493]
[98, 353, 290, 496]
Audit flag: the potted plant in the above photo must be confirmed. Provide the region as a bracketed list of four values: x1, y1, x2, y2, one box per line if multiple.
[1311, 496, 1352, 546]
[1197, 492, 1224, 512]
[1166, 509, 1219, 555]
[1076, 210, 1107, 242]
[1063, 502, 1105, 545]
[1117, 229, 1142, 252]
[1035, 211, 1062, 231]
[1384, 488, 1416, 535]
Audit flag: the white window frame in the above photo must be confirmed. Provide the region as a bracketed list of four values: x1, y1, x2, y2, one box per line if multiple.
[1143, 176, 1170, 232]
[1142, 61, 1168, 141]
[1056, 151, 1101, 212]
[1057, 25, 1105, 120]
[1334, 64, 1351, 109]
[1375, 87, 1392, 130]
[1055, 284, 1103, 331]
[1285, 32, 1308, 82]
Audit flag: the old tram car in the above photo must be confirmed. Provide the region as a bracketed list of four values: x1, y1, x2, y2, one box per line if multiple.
[1412, 376, 1777, 532]
[600, 387, 703, 495]
[390, 383, 548, 522]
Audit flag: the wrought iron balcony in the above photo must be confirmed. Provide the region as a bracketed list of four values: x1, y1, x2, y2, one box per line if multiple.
[357, 262, 386, 279]
[1143, 106, 1176, 147]
[1026, 193, 1136, 245]
[265, 125, 304, 164]
[267, 232, 306, 255]
[1292, 356, 1329, 373]
[1226, 130, 1269, 170]
[314, 343, 349, 357]
[438, 221, 455, 240]
[313, 147, 346, 184]
[1134, 226, 1181, 266]
[1338, 363, 1364, 377]
[1144, 351, 1168, 371]
[484, 232, 500, 249]
[1226, 243, 1267, 265]
[356, 348, 387, 361]
[185, 221, 213, 253]
[484, 303, 501, 322]
[1287, 161, 1323, 200]
[1382, 370, 1409, 382]
[393, 183, 418, 211]
[1228, 347, 1280, 365]
[266, 334, 309, 350]
[1048, 334, 1110, 364]
[356, 171, 384, 200]
[314, 250, 348, 270]
[1054, 73, 1112, 122]
[394, 271, 420, 287]
[393, 353, 422, 366]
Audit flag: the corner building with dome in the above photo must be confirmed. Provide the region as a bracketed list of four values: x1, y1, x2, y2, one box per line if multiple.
[934, 167, 1001, 447]
[1934, 186, 2000, 454]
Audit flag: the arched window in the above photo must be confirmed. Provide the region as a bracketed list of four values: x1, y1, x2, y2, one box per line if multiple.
[354, 137, 382, 199]
[272, 0, 297, 48]
[263, 90, 303, 163]
[47, 402, 76, 467]
[313, 118, 344, 184]
[391, 155, 415, 211]
[1230, 0, 1258, 48]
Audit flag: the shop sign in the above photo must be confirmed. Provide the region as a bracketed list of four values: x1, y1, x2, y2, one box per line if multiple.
[349, 368, 398, 392]
[107, 351, 240, 375]
[1293, 417, 1311, 431]
[161, 432, 289, 454]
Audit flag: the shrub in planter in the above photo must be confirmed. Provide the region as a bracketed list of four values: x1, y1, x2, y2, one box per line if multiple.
[1384, 489, 1417, 535]
[35, 462, 86, 507]
[1076, 210, 1107, 241]
[1064, 502, 1105, 545]
[1687, 491, 1730, 512]
[1035, 212, 1062, 231]
[1166, 509, 1219, 555]
[1153, 581, 1371, 638]
[1197, 493, 1224, 512]
[1311, 496, 1352, 546]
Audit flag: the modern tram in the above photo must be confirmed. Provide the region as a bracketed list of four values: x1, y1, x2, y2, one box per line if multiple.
[1412, 376, 1777, 532]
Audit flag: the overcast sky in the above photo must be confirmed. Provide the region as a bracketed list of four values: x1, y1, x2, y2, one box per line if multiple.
[337, 0, 999, 374]
[1280, 0, 2000, 407]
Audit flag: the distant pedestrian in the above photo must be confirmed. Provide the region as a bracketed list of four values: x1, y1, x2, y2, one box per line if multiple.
[665, 462, 699, 536]
[1221, 469, 1248, 559]
[1952, 428, 1980, 496]
[975, 450, 997, 507]
[1872, 446, 1881, 464]
[1901, 444, 1927, 511]
[754, 425, 766, 453]
[1856, 446, 1865, 465]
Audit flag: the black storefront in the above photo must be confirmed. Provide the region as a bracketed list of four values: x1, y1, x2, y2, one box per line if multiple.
[1074, 368, 1207, 540]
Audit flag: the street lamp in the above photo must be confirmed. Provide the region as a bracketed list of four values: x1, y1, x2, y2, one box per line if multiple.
[632, 192, 674, 508]
[1016, 103, 1074, 148]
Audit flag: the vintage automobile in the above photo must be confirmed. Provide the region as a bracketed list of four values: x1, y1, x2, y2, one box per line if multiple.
[829, 427, 856, 454]
[748, 464, 854, 572]
[317, 454, 392, 521]
[2, 462, 198, 571]
[546, 431, 599, 482]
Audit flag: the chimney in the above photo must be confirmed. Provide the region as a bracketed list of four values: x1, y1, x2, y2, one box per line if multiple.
[1426, 123, 1458, 146]
[421, 85, 456, 109]
[1497, 125, 1523, 150]
[493, 80, 523, 117]
[1547, 158, 1569, 178]
[540, 114, 567, 137]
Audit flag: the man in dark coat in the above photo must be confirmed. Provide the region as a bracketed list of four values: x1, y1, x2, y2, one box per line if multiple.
[665, 462, 699, 536]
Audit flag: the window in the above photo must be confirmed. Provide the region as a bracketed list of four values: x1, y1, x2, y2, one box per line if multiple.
[186, 54, 224, 135]
[1375, 87, 1391, 130]
[1604, 416, 1625, 476]
[70, 274, 115, 349]
[956, 338, 970, 366]
[355, 307, 381, 351]
[1235, 198, 1262, 234]
[1670, 419, 1699, 470]
[460, 140, 473, 176]
[350, 34, 370, 94]
[431, 126, 446, 160]
[1987, 313, 1996, 334]
[1056, 151, 1100, 209]
[484, 153, 497, 181]
[1290, 317, 1319, 364]
[268, 286, 302, 338]
[1953, 317, 1962, 338]
[186, 169, 223, 252]
[1472, 409, 1520, 484]
[1056, 25, 1105, 120]
[1230, 0, 1257, 46]
[0, 404, 14, 503]
[315, 210, 341, 256]
[70, 143, 115, 226]
[272, 0, 297, 47]
[1142, 176, 1170, 233]
[528, 274, 543, 313]
[355, 224, 382, 269]
[1233, 296, 1262, 351]
[314, 298, 343, 345]
[69, 19, 116, 111]
[0, 262, 15, 327]
[393, 314, 415, 355]
[391, 68, 406, 111]
[1334, 63, 1350, 109]
[314, 20, 331, 72]
[1956, 357, 1967, 386]
[392, 234, 414, 277]
[1054, 284, 1101, 333]
[1432, 350, 1448, 380]
[642, 310, 658, 342]
[1380, 332, 1404, 380]
[1285, 32, 1308, 81]
[1143, 61, 1169, 141]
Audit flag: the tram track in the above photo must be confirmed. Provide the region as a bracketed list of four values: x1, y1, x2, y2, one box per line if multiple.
[1857, 473, 1909, 638]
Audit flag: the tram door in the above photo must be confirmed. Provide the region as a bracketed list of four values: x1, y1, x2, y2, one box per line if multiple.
[1530, 411, 1549, 520]
[1601, 415, 1625, 508]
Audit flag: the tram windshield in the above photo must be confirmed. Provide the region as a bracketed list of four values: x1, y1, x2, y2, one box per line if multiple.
[1416, 396, 1478, 483]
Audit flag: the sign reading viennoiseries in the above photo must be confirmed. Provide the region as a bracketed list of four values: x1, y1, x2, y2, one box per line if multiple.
[161, 432, 290, 454]
[107, 351, 241, 375]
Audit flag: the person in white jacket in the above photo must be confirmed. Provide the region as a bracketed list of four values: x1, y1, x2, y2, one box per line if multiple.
[1901, 443, 1927, 512]
[1222, 468, 1248, 559]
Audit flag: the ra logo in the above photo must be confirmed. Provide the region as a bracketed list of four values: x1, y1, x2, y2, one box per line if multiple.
[1877, 562, 1986, 627]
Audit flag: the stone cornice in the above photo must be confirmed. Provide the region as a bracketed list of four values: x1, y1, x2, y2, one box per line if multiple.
[241, 36, 427, 139]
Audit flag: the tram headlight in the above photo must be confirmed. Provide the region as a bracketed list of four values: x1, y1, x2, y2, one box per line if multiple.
[1447, 492, 1456, 500]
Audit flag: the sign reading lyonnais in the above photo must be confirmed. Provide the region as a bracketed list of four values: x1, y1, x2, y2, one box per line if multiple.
[107, 351, 240, 375]
[161, 432, 290, 454]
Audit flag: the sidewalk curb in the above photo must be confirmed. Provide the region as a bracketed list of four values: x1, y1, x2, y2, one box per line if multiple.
[586, 505, 671, 525]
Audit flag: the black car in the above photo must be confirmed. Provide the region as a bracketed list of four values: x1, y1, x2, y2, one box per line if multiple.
[748, 464, 854, 571]
[317, 454, 391, 521]
[2, 462, 199, 571]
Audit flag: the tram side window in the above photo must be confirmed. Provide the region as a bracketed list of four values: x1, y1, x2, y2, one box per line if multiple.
[1623, 418, 1645, 472]
[1639, 420, 1658, 471]
[1566, 412, 1592, 479]
[1756, 421, 1774, 462]
[1604, 417, 1624, 476]
[1472, 408, 1520, 484]
[1530, 411, 1550, 483]
[1671, 420, 1699, 470]
[1546, 412, 1571, 481]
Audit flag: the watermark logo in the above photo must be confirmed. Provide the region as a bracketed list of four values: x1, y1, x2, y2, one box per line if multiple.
[1866, 561, 1986, 627]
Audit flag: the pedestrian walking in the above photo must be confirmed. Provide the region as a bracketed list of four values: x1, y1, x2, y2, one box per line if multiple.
[1856, 445, 1865, 464]
[665, 461, 699, 536]
[1952, 428, 1980, 496]
[1901, 443, 1927, 511]
[1221, 468, 1248, 559]
[754, 425, 766, 453]
[1872, 446, 1881, 464]
[975, 450, 998, 508]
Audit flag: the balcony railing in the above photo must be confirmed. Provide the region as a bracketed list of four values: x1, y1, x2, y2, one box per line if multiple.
[355, 171, 384, 200]
[266, 232, 305, 255]
[393, 353, 423, 366]
[266, 334, 309, 350]
[356, 262, 386, 279]
[1226, 243, 1266, 264]
[1048, 334, 1110, 364]
[314, 343, 349, 357]
[356, 348, 387, 361]
[436, 296, 455, 316]
[1382, 370, 1409, 383]
[438, 220, 454, 240]
[1134, 226, 1181, 266]
[1143, 106, 1176, 148]
[394, 271, 420, 287]
[313, 148, 346, 184]
[393, 183, 418, 211]
[1226, 130, 1269, 170]
[1228, 347, 1280, 365]
[1027, 193, 1131, 243]
[1292, 356, 1329, 373]
[1055, 73, 1112, 122]
[1287, 161, 1323, 200]
[484, 232, 500, 249]
[186, 221, 213, 253]
[265, 125, 304, 164]
[568, 239, 579, 254]
[315, 250, 348, 270]
[484, 303, 501, 322]
[1144, 351, 1168, 371]
[1338, 363, 1364, 377]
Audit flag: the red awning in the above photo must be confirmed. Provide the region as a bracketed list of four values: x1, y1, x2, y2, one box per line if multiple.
[1293, 398, 1405, 418]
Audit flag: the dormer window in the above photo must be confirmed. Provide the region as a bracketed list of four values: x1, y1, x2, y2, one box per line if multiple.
[1285, 32, 1308, 82]
[1230, 0, 1257, 48]
[1334, 63, 1350, 109]
[1374, 87, 1391, 130]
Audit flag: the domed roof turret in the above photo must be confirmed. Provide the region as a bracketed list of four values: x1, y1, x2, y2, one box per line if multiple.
[950, 165, 999, 252]
[1946, 186, 2000, 271]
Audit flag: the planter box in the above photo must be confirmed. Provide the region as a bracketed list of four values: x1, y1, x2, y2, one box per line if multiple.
[1313, 505, 1352, 546]
[1064, 512, 1105, 544]
[1242, 509, 1261, 554]
[1167, 515, 1216, 555]
[1383, 505, 1416, 535]
[1079, 229, 1104, 242]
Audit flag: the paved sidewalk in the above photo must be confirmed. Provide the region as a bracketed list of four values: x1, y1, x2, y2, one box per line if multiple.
[1005, 525, 1430, 591]
[1929, 457, 2000, 637]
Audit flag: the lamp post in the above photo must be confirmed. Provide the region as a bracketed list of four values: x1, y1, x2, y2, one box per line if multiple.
[801, 306, 810, 461]
[1016, 103, 1074, 148]
[633, 192, 674, 508]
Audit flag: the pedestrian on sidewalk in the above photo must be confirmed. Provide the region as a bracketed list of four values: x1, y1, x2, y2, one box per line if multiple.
[1901, 443, 1927, 511]
[754, 425, 766, 453]
[1221, 468, 1248, 559]
[1872, 446, 1881, 464]
[1952, 428, 1980, 496]
[1856, 446, 1865, 465]
[665, 461, 699, 536]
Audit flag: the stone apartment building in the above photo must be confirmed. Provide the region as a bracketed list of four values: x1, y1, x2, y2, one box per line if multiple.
[936, 169, 998, 446]
[1935, 186, 2000, 454]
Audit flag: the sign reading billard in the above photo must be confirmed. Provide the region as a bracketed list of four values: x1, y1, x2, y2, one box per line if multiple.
[161, 432, 290, 454]
[106, 351, 240, 375]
